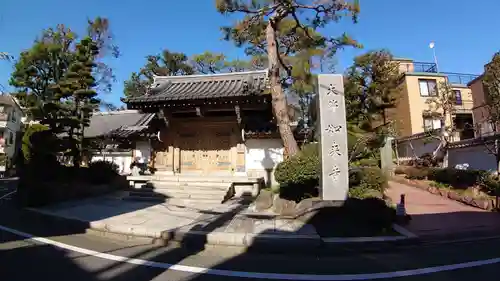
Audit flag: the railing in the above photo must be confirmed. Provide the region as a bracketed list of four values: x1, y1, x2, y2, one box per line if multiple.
[412, 62, 438, 73]
[443, 72, 480, 85]
[399, 61, 479, 85]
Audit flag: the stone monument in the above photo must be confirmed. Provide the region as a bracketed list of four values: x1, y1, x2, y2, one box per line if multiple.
[316, 74, 349, 201]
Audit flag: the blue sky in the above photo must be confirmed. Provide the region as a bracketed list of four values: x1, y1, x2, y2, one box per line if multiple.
[1, 0, 499, 106]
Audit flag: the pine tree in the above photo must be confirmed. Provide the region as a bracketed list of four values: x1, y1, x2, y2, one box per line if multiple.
[59, 37, 100, 167]
[215, 0, 360, 156]
[343, 50, 400, 162]
[123, 49, 194, 98]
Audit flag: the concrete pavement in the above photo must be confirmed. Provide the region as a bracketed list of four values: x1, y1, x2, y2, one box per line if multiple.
[27, 194, 411, 250]
[2, 212, 500, 280]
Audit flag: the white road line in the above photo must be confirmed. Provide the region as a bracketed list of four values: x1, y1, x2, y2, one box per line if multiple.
[1, 223, 499, 280]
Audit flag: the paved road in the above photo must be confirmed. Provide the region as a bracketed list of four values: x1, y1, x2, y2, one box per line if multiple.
[387, 181, 500, 238]
[2, 201, 500, 280]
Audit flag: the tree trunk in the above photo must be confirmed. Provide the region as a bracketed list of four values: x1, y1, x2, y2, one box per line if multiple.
[265, 22, 299, 157]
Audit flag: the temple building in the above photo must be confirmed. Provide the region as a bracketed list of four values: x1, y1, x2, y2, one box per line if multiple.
[122, 70, 298, 186]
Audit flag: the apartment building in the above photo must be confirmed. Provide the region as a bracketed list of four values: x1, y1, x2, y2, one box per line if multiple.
[390, 58, 478, 140]
[467, 75, 491, 136]
[0, 94, 24, 169]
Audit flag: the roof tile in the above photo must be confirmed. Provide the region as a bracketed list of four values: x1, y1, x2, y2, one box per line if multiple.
[126, 70, 268, 103]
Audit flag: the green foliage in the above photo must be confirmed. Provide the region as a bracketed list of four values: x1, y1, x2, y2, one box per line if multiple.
[274, 144, 320, 201]
[429, 181, 450, 189]
[0, 154, 6, 166]
[407, 153, 439, 168]
[10, 18, 118, 165]
[274, 150, 320, 187]
[216, 1, 361, 157]
[21, 124, 50, 162]
[348, 167, 387, 199]
[394, 166, 407, 175]
[483, 52, 500, 130]
[87, 160, 119, 184]
[427, 168, 486, 188]
[17, 159, 121, 207]
[192, 51, 227, 74]
[344, 50, 400, 131]
[404, 167, 428, 180]
[123, 49, 195, 98]
[479, 173, 500, 196]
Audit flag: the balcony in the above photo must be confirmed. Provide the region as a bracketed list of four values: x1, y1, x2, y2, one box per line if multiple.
[443, 73, 479, 85]
[399, 61, 479, 85]
[412, 62, 439, 73]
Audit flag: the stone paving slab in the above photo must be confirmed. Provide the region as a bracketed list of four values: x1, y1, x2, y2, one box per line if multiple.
[29, 193, 416, 249]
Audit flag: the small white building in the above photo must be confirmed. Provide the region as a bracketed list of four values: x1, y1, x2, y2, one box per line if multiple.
[84, 110, 157, 175]
[0, 94, 25, 170]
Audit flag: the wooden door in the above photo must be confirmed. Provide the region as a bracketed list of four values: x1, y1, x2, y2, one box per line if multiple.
[203, 126, 233, 174]
[178, 131, 201, 173]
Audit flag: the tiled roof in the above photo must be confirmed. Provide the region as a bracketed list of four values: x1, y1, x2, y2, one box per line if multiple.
[125, 70, 268, 104]
[85, 110, 155, 139]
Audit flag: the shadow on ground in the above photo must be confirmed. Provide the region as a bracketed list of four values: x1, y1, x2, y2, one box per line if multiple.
[2, 179, 500, 281]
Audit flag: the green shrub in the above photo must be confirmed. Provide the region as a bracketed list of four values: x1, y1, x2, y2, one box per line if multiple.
[353, 157, 380, 167]
[275, 144, 320, 201]
[479, 173, 500, 196]
[394, 166, 407, 175]
[300, 142, 319, 158]
[21, 124, 50, 162]
[427, 168, 486, 187]
[87, 160, 119, 184]
[349, 167, 388, 199]
[275, 147, 319, 187]
[404, 167, 428, 180]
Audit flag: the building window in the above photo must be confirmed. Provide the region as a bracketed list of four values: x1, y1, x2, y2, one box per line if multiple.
[423, 116, 441, 131]
[11, 111, 16, 122]
[0, 106, 4, 113]
[418, 79, 438, 96]
[454, 90, 463, 105]
[8, 132, 13, 145]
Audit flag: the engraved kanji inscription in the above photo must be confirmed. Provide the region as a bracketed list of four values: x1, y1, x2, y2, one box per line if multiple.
[328, 165, 341, 181]
[325, 124, 342, 134]
[328, 142, 341, 157]
[326, 83, 336, 96]
[328, 99, 339, 110]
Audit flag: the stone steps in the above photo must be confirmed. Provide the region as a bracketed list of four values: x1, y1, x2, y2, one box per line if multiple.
[129, 190, 224, 200]
[122, 196, 222, 205]
[125, 173, 264, 205]
[150, 181, 231, 190]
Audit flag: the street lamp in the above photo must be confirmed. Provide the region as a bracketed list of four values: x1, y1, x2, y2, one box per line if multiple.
[429, 42, 439, 72]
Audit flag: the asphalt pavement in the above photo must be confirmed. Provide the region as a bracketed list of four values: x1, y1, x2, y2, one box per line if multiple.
[2, 178, 500, 281]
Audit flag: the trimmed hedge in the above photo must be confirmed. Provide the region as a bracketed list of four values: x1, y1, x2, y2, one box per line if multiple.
[404, 167, 428, 180]
[349, 167, 388, 199]
[274, 143, 320, 187]
[427, 168, 486, 188]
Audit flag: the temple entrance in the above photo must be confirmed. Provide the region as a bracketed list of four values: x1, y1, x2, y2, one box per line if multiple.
[176, 119, 237, 175]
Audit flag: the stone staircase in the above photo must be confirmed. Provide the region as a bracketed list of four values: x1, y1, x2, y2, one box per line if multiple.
[124, 173, 262, 205]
